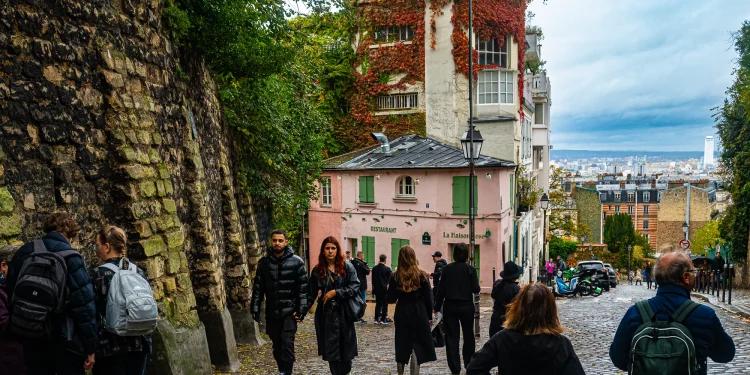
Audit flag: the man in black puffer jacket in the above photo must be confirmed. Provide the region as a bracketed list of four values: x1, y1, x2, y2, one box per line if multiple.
[251, 229, 309, 375]
[6, 212, 97, 375]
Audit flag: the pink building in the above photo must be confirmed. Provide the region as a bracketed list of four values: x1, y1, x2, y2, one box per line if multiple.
[308, 135, 516, 292]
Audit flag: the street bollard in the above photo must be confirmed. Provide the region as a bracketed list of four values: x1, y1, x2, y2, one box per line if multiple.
[493, 267, 496, 283]
[729, 264, 734, 305]
[723, 264, 728, 303]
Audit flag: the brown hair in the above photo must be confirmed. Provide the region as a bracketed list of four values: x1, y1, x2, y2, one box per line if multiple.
[97, 226, 127, 254]
[504, 283, 563, 335]
[43, 212, 80, 238]
[315, 236, 345, 279]
[0, 245, 19, 263]
[393, 246, 426, 293]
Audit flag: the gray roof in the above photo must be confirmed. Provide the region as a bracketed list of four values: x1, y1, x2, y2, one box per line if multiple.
[324, 135, 515, 171]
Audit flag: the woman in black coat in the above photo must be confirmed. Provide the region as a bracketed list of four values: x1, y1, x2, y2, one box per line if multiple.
[309, 236, 360, 375]
[489, 261, 521, 337]
[387, 245, 436, 375]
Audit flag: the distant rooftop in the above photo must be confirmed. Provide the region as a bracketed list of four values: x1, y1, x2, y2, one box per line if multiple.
[324, 135, 515, 171]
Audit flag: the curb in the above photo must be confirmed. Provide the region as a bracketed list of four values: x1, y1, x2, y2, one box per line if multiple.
[691, 292, 750, 320]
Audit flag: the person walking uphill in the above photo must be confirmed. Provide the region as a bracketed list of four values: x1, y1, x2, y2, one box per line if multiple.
[251, 230, 309, 375]
[434, 243, 480, 375]
[609, 252, 735, 375]
[371, 254, 392, 324]
[466, 283, 585, 375]
[6, 212, 97, 375]
[91, 226, 153, 375]
[309, 237, 360, 375]
[489, 261, 521, 337]
[429, 251, 448, 298]
[0, 245, 25, 374]
[351, 250, 370, 323]
[387, 246, 436, 375]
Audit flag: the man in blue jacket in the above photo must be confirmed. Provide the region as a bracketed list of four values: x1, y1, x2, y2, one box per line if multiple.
[6, 212, 97, 375]
[609, 252, 735, 374]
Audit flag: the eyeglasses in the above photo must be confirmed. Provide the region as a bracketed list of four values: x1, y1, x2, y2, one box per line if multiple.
[686, 269, 698, 274]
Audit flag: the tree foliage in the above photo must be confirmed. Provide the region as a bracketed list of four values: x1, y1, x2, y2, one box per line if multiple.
[715, 20, 750, 266]
[693, 221, 724, 255]
[603, 213, 636, 254]
[549, 236, 577, 262]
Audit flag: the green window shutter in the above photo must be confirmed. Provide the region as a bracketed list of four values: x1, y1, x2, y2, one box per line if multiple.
[366, 177, 375, 203]
[453, 177, 468, 215]
[391, 238, 400, 269]
[359, 177, 367, 203]
[364, 236, 375, 266]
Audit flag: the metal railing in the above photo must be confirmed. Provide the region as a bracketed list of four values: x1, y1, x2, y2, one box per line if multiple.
[692, 265, 735, 304]
[376, 93, 418, 110]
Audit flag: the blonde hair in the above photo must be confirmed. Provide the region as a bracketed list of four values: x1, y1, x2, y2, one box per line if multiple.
[393, 246, 427, 293]
[97, 226, 127, 255]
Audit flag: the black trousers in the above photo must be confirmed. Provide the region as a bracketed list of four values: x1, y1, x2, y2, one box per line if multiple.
[92, 351, 148, 375]
[442, 302, 475, 374]
[374, 292, 388, 321]
[266, 316, 297, 374]
[328, 360, 352, 375]
[23, 339, 85, 375]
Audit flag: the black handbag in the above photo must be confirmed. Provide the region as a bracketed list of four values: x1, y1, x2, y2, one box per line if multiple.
[329, 267, 366, 323]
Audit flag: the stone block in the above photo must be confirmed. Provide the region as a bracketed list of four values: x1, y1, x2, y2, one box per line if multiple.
[102, 70, 124, 88]
[125, 164, 145, 180]
[198, 310, 240, 371]
[133, 220, 152, 238]
[148, 148, 160, 163]
[118, 146, 138, 162]
[0, 214, 22, 237]
[151, 279, 164, 301]
[176, 273, 192, 291]
[162, 198, 177, 214]
[136, 150, 149, 164]
[23, 193, 34, 210]
[141, 236, 167, 257]
[165, 180, 174, 195]
[152, 133, 162, 145]
[0, 188, 15, 214]
[165, 229, 184, 249]
[144, 256, 165, 279]
[179, 252, 189, 273]
[125, 129, 138, 144]
[166, 251, 181, 275]
[157, 164, 170, 179]
[156, 180, 166, 197]
[140, 181, 156, 198]
[146, 320, 212, 375]
[43, 65, 63, 85]
[137, 130, 152, 144]
[163, 277, 177, 294]
[229, 308, 266, 346]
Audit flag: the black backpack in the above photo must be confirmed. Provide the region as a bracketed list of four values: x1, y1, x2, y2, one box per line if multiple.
[11, 240, 79, 338]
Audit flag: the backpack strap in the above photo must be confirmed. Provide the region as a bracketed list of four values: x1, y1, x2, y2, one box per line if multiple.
[671, 300, 699, 324]
[32, 240, 47, 253]
[100, 263, 119, 273]
[635, 300, 655, 324]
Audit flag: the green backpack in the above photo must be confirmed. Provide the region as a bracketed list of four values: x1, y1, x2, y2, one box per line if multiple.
[629, 300, 700, 375]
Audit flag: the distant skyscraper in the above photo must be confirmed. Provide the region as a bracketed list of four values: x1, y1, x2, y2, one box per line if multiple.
[704, 136, 715, 167]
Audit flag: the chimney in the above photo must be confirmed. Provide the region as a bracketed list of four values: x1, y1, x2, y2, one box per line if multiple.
[370, 132, 390, 153]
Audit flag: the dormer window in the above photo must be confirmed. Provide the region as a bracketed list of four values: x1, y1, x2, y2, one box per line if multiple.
[643, 192, 650, 202]
[615, 193, 621, 201]
[398, 176, 415, 197]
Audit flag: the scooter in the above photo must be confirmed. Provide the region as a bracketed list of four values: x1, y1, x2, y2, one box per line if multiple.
[553, 268, 603, 298]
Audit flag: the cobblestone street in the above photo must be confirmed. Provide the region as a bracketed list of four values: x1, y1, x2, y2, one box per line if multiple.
[218, 285, 750, 374]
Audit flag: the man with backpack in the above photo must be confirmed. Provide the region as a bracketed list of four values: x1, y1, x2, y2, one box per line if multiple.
[351, 250, 370, 323]
[609, 252, 735, 375]
[5, 212, 97, 375]
[251, 229, 309, 375]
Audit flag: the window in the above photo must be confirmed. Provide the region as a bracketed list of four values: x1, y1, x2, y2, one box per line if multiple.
[359, 176, 375, 203]
[477, 38, 508, 68]
[500, 71, 514, 104]
[643, 205, 650, 215]
[643, 192, 650, 202]
[643, 220, 650, 230]
[614, 193, 621, 201]
[535, 103, 544, 124]
[391, 238, 410, 269]
[362, 236, 375, 266]
[374, 26, 414, 43]
[615, 206, 620, 213]
[600, 193, 607, 201]
[398, 176, 415, 197]
[628, 193, 634, 202]
[628, 206, 634, 215]
[452, 176, 478, 215]
[478, 70, 499, 104]
[320, 177, 332, 206]
[377, 93, 418, 110]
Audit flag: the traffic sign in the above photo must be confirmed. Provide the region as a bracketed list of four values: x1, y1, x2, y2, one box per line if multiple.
[679, 239, 691, 249]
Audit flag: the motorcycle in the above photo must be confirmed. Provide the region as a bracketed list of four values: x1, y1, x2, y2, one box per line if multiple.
[553, 267, 603, 298]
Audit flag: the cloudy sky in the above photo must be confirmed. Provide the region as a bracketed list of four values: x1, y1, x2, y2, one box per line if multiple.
[527, 0, 750, 151]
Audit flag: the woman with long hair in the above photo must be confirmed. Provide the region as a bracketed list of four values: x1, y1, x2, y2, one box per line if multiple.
[387, 245, 436, 375]
[308, 237, 360, 375]
[466, 283, 584, 375]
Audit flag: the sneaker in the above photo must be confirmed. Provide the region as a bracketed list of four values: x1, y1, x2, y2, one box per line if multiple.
[358, 319, 368, 324]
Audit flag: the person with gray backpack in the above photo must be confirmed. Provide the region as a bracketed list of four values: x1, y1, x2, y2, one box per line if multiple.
[5, 212, 98, 375]
[609, 252, 735, 375]
[91, 226, 156, 375]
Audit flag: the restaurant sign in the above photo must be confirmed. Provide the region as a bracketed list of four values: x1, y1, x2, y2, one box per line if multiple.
[371, 226, 396, 233]
[443, 232, 486, 240]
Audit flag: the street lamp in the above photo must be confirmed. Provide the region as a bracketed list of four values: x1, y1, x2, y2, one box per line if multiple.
[682, 221, 688, 240]
[628, 244, 633, 278]
[461, 0, 482, 340]
[540, 193, 550, 277]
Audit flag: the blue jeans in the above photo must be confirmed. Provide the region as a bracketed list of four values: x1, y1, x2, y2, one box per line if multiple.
[360, 290, 367, 302]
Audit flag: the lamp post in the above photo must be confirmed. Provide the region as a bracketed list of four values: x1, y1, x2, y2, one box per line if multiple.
[682, 221, 688, 240]
[460, 0, 483, 340]
[628, 244, 632, 278]
[540, 193, 549, 262]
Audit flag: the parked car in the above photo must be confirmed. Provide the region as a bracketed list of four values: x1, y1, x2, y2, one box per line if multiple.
[576, 261, 611, 291]
[603, 263, 618, 288]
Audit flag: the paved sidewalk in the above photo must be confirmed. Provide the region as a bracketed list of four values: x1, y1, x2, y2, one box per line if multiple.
[691, 287, 750, 319]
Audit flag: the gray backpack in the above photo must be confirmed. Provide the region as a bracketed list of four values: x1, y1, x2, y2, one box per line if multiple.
[100, 258, 158, 336]
[629, 300, 700, 375]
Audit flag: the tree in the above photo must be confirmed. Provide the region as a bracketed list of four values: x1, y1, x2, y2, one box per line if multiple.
[716, 21, 750, 273]
[693, 221, 724, 255]
[603, 213, 636, 254]
[549, 236, 577, 262]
